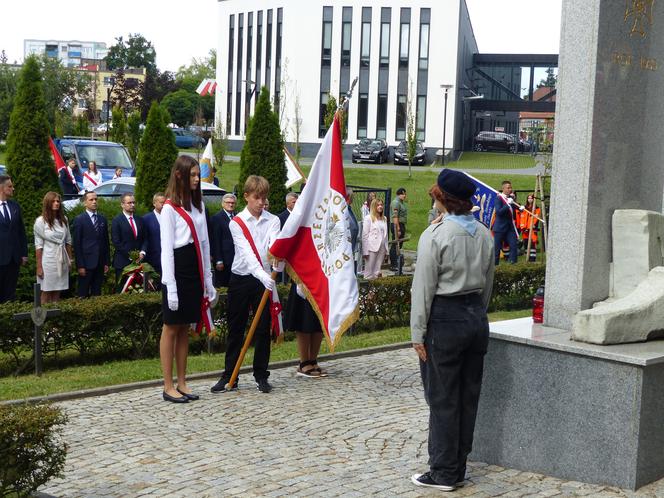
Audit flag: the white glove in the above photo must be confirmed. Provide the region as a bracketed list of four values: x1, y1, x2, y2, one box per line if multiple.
[507, 197, 515, 205]
[296, 284, 306, 299]
[273, 259, 285, 272]
[205, 279, 217, 305]
[167, 288, 179, 311]
[259, 272, 275, 292]
[518, 205, 525, 211]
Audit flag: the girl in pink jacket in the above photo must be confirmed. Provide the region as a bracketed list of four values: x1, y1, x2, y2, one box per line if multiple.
[362, 199, 389, 279]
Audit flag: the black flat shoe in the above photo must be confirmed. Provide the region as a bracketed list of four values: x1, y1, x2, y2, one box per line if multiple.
[177, 388, 200, 401]
[163, 391, 189, 403]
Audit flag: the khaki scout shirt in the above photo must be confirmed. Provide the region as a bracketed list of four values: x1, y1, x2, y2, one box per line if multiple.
[390, 197, 408, 224]
[410, 216, 495, 343]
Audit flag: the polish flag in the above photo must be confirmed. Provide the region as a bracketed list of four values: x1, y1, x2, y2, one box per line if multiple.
[270, 114, 359, 349]
[196, 79, 218, 96]
[49, 137, 66, 172]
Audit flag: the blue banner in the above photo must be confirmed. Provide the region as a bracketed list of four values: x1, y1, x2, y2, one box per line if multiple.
[463, 172, 498, 229]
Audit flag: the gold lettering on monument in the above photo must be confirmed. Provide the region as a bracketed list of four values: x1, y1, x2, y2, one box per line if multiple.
[611, 51, 658, 71]
[624, 0, 655, 38]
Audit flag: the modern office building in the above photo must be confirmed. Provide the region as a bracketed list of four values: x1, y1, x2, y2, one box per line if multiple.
[216, 0, 478, 158]
[24, 39, 109, 68]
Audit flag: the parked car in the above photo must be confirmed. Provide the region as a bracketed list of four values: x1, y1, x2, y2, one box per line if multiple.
[62, 177, 227, 211]
[0, 165, 5, 176]
[54, 138, 135, 189]
[172, 128, 205, 149]
[352, 139, 390, 164]
[473, 131, 528, 153]
[393, 141, 426, 165]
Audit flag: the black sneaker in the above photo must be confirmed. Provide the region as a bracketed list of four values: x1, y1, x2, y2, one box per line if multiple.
[210, 377, 238, 393]
[411, 472, 455, 491]
[255, 378, 273, 393]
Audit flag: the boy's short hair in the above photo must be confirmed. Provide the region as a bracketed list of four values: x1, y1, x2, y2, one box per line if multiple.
[396, 187, 406, 195]
[501, 180, 512, 187]
[243, 175, 270, 196]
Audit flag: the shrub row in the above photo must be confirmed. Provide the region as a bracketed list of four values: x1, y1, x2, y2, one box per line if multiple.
[0, 263, 545, 373]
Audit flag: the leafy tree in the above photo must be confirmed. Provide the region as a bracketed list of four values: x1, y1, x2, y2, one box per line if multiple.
[38, 55, 91, 136]
[405, 85, 417, 178]
[126, 111, 142, 161]
[176, 49, 216, 82]
[54, 110, 74, 138]
[0, 57, 17, 140]
[142, 69, 178, 120]
[135, 103, 177, 209]
[105, 34, 157, 75]
[5, 56, 60, 227]
[323, 94, 337, 130]
[73, 115, 89, 137]
[110, 107, 127, 145]
[161, 89, 197, 126]
[239, 87, 287, 212]
[110, 68, 143, 115]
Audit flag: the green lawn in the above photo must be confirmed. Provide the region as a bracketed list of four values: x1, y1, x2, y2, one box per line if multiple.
[0, 150, 6, 165]
[0, 310, 530, 401]
[454, 152, 536, 170]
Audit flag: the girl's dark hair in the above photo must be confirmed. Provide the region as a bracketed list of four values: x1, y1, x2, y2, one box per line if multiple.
[42, 191, 66, 229]
[165, 155, 202, 211]
[429, 184, 473, 215]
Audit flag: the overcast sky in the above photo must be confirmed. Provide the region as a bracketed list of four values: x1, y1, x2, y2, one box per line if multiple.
[0, 0, 561, 72]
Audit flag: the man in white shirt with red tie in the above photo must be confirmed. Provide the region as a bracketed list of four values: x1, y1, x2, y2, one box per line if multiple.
[111, 193, 145, 291]
[211, 175, 282, 394]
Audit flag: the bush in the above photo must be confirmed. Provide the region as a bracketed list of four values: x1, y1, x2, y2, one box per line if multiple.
[0, 404, 67, 497]
[126, 110, 142, 161]
[0, 263, 545, 373]
[110, 107, 127, 145]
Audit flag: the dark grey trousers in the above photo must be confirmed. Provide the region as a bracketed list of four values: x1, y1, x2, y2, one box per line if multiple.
[420, 293, 489, 485]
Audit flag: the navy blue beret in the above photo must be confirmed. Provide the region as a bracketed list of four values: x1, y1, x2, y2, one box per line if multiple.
[437, 169, 476, 200]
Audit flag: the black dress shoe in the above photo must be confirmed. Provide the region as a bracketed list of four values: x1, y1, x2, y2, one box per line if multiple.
[162, 391, 189, 403]
[177, 388, 200, 401]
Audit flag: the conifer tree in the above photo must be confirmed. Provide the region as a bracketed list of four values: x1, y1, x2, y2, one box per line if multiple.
[6, 55, 59, 227]
[135, 102, 177, 209]
[239, 87, 287, 211]
[73, 115, 89, 137]
[110, 107, 127, 145]
[126, 111, 142, 161]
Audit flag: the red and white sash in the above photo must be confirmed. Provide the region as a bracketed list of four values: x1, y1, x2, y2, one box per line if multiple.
[164, 200, 215, 336]
[233, 216, 283, 339]
[83, 172, 98, 187]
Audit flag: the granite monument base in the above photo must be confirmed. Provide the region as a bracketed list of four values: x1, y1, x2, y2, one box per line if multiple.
[471, 318, 664, 490]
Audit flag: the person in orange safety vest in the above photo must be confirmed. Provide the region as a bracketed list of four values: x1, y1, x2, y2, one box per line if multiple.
[517, 193, 541, 262]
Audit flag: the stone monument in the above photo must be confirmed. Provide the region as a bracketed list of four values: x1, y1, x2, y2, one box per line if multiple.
[470, 0, 664, 490]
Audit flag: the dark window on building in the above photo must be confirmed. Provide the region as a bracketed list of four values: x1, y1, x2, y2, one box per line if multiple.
[245, 12, 253, 134]
[357, 93, 368, 138]
[319, 93, 329, 137]
[266, 9, 273, 92]
[256, 11, 262, 104]
[416, 95, 426, 141]
[227, 14, 235, 135]
[235, 13, 244, 135]
[341, 9, 352, 67]
[419, 13, 430, 70]
[399, 17, 410, 68]
[321, 13, 333, 66]
[319, 6, 334, 137]
[380, 22, 390, 67]
[275, 8, 283, 115]
[396, 94, 407, 140]
[377, 93, 388, 139]
[360, 21, 371, 67]
[416, 8, 430, 141]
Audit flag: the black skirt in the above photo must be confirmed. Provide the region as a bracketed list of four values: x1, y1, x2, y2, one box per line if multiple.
[162, 243, 203, 325]
[285, 283, 322, 334]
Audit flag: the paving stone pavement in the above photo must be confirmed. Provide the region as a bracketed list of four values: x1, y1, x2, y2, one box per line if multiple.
[41, 349, 664, 497]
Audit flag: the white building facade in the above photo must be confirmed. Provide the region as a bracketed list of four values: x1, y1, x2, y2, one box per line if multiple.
[24, 39, 109, 68]
[216, 0, 477, 157]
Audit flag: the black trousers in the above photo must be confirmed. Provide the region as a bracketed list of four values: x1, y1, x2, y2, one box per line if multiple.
[223, 274, 271, 381]
[493, 229, 518, 264]
[389, 222, 406, 269]
[420, 294, 489, 486]
[0, 262, 20, 303]
[77, 264, 105, 298]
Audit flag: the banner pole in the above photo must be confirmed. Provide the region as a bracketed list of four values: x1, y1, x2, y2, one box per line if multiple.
[225, 271, 278, 390]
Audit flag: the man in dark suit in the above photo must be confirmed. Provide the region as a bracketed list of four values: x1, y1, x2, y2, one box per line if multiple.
[111, 193, 145, 291]
[0, 176, 28, 303]
[493, 180, 523, 265]
[73, 191, 110, 297]
[59, 158, 79, 196]
[211, 193, 237, 287]
[141, 192, 165, 277]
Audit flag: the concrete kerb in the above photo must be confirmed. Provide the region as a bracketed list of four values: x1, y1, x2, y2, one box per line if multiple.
[1, 341, 412, 407]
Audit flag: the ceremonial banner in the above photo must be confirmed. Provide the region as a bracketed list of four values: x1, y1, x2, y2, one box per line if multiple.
[270, 115, 359, 349]
[200, 138, 215, 183]
[196, 79, 217, 96]
[49, 137, 66, 173]
[284, 147, 305, 188]
[465, 172, 498, 229]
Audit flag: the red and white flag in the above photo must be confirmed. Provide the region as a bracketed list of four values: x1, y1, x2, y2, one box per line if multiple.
[270, 115, 359, 349]
[48, 137, 66, 173]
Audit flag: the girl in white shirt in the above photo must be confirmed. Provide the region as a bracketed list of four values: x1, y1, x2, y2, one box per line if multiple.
[159, 156, 215, 403]
[83, 161, 103, 191]
[362, 199, 389, 279]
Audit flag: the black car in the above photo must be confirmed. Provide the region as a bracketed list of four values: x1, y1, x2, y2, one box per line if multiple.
[473, 131, 526, 153]
[352, 138, 390, 164]
[393, 140, 426, 165]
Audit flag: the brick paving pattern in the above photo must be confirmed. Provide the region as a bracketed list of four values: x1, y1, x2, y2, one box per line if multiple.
[42, 349, 664, 497]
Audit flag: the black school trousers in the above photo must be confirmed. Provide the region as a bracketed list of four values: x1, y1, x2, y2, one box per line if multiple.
[420, 293, 489, 486]
[223, 273, 271, 381]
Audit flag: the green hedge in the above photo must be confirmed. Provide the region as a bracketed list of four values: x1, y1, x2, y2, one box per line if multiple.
[0, 404, 68, 497]
[0, 263, 545, 373]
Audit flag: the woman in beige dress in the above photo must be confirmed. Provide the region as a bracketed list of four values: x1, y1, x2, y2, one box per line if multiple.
[34, 192, 73, 303]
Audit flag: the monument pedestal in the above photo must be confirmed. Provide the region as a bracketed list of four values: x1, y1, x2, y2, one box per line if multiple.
[471, 318, 664, 490]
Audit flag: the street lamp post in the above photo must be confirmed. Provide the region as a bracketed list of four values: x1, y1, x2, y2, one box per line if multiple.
[105, 77, 116, 141]
[440, 84, 454, 166]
